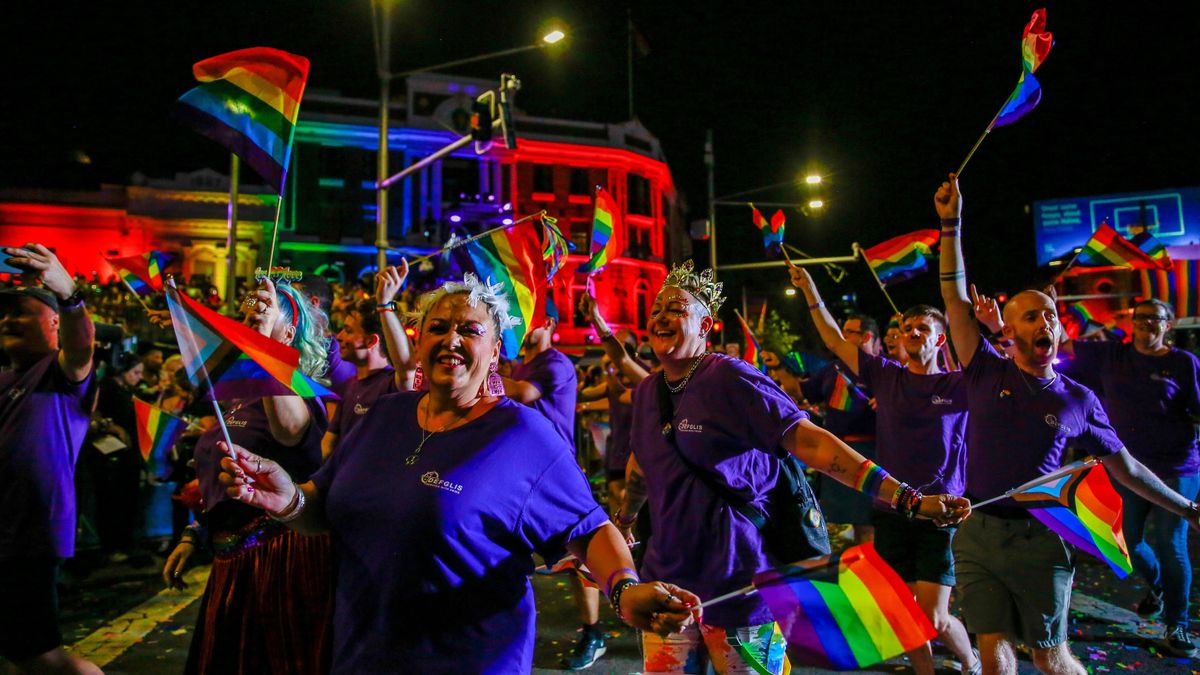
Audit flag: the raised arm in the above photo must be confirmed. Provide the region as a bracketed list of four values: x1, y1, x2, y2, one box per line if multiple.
[785, 258, 860, 374]
[936, 173, 981, 367]
[376, 261, 416, 387]
[579, 289, 650, 384]
[6, 244, 95, 382]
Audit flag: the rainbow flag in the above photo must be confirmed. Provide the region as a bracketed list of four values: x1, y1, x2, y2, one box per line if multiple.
[174, 47, 310, 194]
[994, 9, 1054, 128]
[736, 311, 766, 372]
[863, 230, 939, 285]
[578, 187, 623, 274]
[1076, 222, 1161, 270]
[753, 543, 937, 670]
[1012, 461, 1133, 578]
[829, 371, 867, 412]
[165, 285, 333, 401]
[1139, 259, 1200, 319]
[106, 251, 168, 296]
[1130, 231, 1173, 270]
[132, 398, 189, 474]
[750, 203, 786, 259]
[453, 223, 547, 359]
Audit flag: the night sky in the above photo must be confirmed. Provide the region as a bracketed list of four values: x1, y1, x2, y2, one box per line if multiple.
[3, 2, 1199, 324]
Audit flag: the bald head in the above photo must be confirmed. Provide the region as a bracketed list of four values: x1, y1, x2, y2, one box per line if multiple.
[1002, 290, 1056, 325]
[1001, 290, 1061, 370]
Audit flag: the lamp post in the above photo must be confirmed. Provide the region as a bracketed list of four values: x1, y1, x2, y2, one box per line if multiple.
[369, 4, 566, 269]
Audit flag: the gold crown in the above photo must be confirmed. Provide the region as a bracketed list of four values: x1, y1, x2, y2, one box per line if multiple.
[662, 259, 725, 314]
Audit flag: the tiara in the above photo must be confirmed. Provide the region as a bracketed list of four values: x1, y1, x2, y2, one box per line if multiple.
[662, 260, 725, 314]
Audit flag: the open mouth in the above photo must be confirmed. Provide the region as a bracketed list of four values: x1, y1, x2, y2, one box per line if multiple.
[653, 329, 676, 339]
[435, 354, 466, 369]
[1033, 335, 1054, 356]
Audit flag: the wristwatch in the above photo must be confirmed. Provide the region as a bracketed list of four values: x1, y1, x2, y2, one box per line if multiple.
[59, 289, 86, 310]
[1185, 501, 1200, 521]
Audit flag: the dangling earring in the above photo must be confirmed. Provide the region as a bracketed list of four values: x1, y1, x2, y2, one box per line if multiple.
[412, 362, 426, 391]
[486, 360, 505, 397]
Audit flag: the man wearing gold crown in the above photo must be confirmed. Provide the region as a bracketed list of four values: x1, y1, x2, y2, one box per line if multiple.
[613, 260, 971, 673]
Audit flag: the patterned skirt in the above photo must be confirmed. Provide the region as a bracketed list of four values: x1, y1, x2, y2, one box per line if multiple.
[185, 514, 334, 675]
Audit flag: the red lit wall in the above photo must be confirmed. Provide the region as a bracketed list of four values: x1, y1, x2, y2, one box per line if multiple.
[0, 203, 165, 279]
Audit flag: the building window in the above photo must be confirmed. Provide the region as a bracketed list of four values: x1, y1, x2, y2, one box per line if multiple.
[627, 173, 651, 216]
[570, 168, 591, 196]
[533, 164, 555, 194]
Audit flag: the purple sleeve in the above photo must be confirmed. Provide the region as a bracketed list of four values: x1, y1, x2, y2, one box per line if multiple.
[1080, 392, 1126, 458]
[1184, 352, 1200, 418]
[854, 349, 899, 389]
[516, 451, 608, 561]
[325, 339, 357, 396]
[721, 359, 808, 458]
[964, 333, 1006, 382]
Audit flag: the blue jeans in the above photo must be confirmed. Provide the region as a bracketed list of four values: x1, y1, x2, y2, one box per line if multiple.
[1116, 473, 1200, 627]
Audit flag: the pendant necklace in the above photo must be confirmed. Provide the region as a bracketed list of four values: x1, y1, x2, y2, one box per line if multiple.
[1017, 367, 1056, 396]
[404, 398, 462, 465]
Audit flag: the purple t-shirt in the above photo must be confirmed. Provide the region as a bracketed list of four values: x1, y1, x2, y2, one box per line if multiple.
[964, 339, 1125, 506]
[800, 362, 875, 438]
[325, 338, 357, 398]
[194, 397, 327, 515]
[511, 348, 578, 445]
[1070, 341, 1200, 477]
[606, 383, 634, 474]
[856, 350, 968, 496]
[329, 366, 397, 441]
[312, 393, 606, 673]
[631, 353, 806, 628]
[0, 353, 96, 560]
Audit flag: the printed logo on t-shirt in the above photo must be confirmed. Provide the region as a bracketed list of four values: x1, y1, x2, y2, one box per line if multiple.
[677, 418, 704, 433]
[225, 416, 248, 428]
[421, 471, 463, 495]
[930, 395, 954, 406]
[354, 403, 370, 415]
[1043, 414, 1071, 435]
[1149, 371, 1173, 383]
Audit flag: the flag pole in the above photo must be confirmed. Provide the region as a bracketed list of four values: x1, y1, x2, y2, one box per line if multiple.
[405, 211, 545, 266]
[956, 96, 1011, 177]
[265, 195, 284, 275]
[700, 552, 859, 609]
[855, 243, 900, 315]
[970, 458, 1099, 510]
[118, 278, 153, 313]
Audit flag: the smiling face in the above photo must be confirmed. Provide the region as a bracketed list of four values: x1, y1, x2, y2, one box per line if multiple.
[647, 286, 713, 362]
[336, 311, 377, 366]
[1131, 299, 1173, 351]
[418, 293, 500, 398]
[1002, 290, 1061, 368]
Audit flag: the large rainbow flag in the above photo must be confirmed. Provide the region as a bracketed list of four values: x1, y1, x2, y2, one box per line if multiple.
[106, 251, 168, 296]
[750, 204, 786, 259]
[132, 398, 189, 474]
[165, 285, 333, 400]
[174, 47, 310, 194]
[453, 223, 547, 359]
[863, 230, 939, 285]
[753, 543, 937, 670]
[828, 371, 868, 412]
[1075, 222, 1162, 270]
[735, 310, 766, 372]
[993, 9, 1054, 128]
[578, 187, 624, 274]
[1140, 259, 1200, 319]
[1011, 461, 1133, 578]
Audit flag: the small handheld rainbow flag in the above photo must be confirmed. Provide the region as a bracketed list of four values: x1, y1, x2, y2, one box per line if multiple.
[106, 251, 168, 296]
[132, 398, 189, 473]
[1130, 231, 1173, 270]
[863, 230, 939, 286]
[1011, 460, 1132, 578]
[453, 223, 547, 359]
[828, 371, 868, 412]
[1140, 259, 1199, 319]
[750, 204, 786, 259]
[993, 9, 1054, 128]
[577, 187, 624, 275]
[1075, 222, 1162, 270]
[165, 285, 334, 401]
[174, 47, 310, 194]
[752, 543, 937, 670]
[735, 310, 766, 373]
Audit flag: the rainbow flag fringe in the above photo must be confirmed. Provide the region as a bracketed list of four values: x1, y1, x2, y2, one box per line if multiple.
[1012, 461, 1133, 578]
[165, 285, 333, 401]
[174, 47, 310, 194]
[453, 223, 547, 359]
[753, 543, 937, 670]
[863, 230, 939, 285]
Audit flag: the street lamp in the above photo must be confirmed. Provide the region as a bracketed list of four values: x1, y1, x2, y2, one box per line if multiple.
[804, 174, 822, 185]
[543, 30, 566, 44]
[808, 199, 824, 209]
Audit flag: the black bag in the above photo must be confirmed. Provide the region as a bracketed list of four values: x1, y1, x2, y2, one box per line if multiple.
[657, 374, 830, 562]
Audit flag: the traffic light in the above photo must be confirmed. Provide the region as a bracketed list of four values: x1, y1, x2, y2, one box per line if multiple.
[470, 98, 493, 143]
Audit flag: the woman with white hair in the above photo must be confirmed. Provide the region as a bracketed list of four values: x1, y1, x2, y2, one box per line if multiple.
[163, 278, 335, 674]
[214, 273, 701, 673]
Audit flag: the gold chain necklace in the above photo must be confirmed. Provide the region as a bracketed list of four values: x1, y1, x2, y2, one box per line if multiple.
[665, 353, 709, 394]
[404, 398, 465, 465]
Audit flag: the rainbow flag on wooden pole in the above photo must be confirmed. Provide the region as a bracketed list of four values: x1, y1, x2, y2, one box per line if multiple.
[750, 204, 786, 259]
[132, 398, 192, 475]
[453, 221, 547, 359]
[578, 187, 624, 275]
[702, 544, 936, 670]
[105, 251, 168, 312]
[734, 309, 766, 372]
[1070, 222, 1164, 271]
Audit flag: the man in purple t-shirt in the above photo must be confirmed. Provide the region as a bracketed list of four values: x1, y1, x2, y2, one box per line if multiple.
[0, 244, 101, 674]
[937, 174, 1200, 675]
[1058, 298, 1200, 655]
[791, 260, 977, 675]
[322, 299, 401, 458]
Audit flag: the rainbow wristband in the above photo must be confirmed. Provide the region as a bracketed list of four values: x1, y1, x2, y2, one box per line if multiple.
[605, 567, 639, 596]
[852, 460, 889, 499]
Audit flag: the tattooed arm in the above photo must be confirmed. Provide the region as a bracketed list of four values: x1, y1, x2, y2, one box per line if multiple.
[613, 455, 648, 546]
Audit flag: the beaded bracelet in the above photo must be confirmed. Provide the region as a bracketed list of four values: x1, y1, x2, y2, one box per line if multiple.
[609, 577, 638, 621]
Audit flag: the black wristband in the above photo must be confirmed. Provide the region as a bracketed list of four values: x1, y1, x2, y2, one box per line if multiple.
[940, 217, 962, 225]
[609, 577, 638, 620]
[59, 290, 86, 310]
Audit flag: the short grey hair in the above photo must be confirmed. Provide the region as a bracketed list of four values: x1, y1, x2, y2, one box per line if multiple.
[407, 273, 522, 334]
